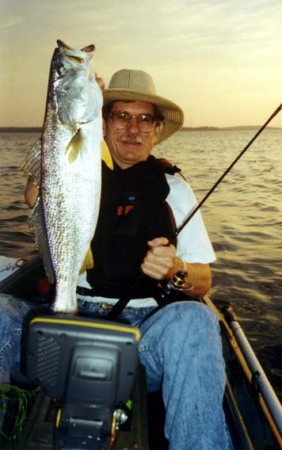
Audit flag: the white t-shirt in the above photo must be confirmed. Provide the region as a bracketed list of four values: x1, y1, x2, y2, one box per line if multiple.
[77, 173, 216, 307]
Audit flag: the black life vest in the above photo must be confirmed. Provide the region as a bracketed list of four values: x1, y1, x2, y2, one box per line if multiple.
[85, 156, 177, 299]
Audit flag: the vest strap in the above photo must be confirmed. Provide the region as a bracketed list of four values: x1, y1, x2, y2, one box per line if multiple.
[106, 297, 132, 320]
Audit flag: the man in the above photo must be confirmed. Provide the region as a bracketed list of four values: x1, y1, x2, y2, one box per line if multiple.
[8, 70, 232, 449]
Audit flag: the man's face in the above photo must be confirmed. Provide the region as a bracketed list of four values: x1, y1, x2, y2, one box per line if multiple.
[104, 101, 163, 169]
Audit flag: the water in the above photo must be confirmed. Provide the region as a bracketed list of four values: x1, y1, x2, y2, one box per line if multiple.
[0, 130, 281, 400]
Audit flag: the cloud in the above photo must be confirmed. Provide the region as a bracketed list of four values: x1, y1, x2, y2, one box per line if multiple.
[0, 17, 23, 33]
[1, 0, 282, 127]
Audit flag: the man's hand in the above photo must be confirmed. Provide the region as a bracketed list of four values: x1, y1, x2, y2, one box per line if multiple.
[25, 177, 39, 208]
[95, 73, 105, 91]
[141, 237, 176, 280]
[141, 237, 212, 296]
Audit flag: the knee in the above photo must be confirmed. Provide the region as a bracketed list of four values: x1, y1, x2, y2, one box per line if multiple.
[157, 302, 222, 357]
[164, 301, 218, 329]
[141, 301, 221, 350]
[0, 308, 14, 339]
[0, 295, 29, 342]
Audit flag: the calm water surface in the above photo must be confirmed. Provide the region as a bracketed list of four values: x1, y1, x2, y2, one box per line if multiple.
[0, 130, 281, 399]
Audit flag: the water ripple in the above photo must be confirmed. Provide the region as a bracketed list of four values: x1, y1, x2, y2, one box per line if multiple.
[1, 129, 281, 400]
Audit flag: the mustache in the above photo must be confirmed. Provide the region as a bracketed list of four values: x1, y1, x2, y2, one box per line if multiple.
[120, 135, 143, 144]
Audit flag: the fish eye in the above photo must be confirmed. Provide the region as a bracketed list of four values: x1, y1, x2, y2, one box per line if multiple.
[57, 65, 66, 77]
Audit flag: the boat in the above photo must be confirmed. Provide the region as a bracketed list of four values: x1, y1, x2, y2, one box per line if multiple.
[0, 254, 281, 450]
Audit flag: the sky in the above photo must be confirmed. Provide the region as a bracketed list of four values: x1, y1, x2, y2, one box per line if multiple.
[1, 0, 282, 128]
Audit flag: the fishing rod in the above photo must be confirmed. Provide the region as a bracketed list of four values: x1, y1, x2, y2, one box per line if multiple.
[176, 102, 282, 236]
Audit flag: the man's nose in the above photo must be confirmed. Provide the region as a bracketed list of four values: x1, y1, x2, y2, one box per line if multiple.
[127, 116, 139, 133]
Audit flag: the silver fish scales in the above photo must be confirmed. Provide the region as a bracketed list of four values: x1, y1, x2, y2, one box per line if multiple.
[31, 40, 110, 312]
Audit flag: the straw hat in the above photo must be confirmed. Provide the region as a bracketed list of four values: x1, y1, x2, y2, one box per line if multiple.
[103, 69, 184, 143]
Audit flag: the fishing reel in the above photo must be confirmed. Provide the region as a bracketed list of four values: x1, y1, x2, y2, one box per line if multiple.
[162, 269, 194, 300]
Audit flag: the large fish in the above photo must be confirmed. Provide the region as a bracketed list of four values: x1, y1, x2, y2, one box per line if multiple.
[30, 40, 112, 313]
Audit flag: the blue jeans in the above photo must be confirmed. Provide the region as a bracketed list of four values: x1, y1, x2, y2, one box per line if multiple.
[0, 294, 232, 450]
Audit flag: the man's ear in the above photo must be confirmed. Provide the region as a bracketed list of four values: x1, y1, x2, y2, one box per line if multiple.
[102, 118, 107, 137]
[154, 122, 164, 144]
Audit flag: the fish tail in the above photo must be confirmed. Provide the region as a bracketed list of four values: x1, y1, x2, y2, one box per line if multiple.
[53, 293, 78, 313]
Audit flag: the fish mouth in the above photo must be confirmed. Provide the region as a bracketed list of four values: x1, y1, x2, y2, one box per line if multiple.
[57, 39, 95, 55]
[54, 40, 95, 69]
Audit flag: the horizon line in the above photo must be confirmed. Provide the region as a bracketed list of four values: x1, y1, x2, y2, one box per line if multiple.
[0, 125, 282, 132]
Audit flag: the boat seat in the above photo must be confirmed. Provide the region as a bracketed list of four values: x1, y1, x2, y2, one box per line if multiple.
[22, 315, 141, 450]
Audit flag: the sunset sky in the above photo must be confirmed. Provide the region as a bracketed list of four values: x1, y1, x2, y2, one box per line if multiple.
[1, 0, 282, 128]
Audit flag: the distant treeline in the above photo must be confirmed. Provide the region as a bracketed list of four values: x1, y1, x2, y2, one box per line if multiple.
[0, 127, 42, 133]
[182, 126, 282, 131]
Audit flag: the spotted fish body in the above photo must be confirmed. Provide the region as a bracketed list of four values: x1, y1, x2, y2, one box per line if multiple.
[33, 40, 105, 313]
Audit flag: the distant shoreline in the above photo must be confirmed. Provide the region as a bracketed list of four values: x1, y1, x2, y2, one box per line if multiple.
[0, 125, 281, 132]
[0, 127, 42, 133]
[182, 126, 282, 131]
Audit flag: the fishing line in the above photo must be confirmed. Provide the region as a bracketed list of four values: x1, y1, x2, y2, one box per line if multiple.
[175, 102, 282, 237]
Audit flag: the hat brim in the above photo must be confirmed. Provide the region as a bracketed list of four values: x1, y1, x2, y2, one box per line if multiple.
[103, 88, 184, 143]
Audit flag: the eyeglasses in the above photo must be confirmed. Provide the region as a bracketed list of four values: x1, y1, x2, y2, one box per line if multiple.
[108, 111, 160, 133]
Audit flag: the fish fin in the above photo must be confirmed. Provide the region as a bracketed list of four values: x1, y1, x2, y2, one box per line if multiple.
[66, 130, 83, 163]
[101, 139, 113, 169]
[21, 138, 42, 186]
[30, 197, 55, 284]
[79, 247, 94, 274]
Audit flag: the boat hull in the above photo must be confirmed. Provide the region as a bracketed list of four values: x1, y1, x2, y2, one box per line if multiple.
[0, 255, 281, 449]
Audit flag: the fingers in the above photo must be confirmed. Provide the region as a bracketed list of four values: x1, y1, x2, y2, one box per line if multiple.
[95, 73, 105, 91]
[25, 177, 39, 208]
[141, 238, 176, 280]
[147, 237, 170, 248]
